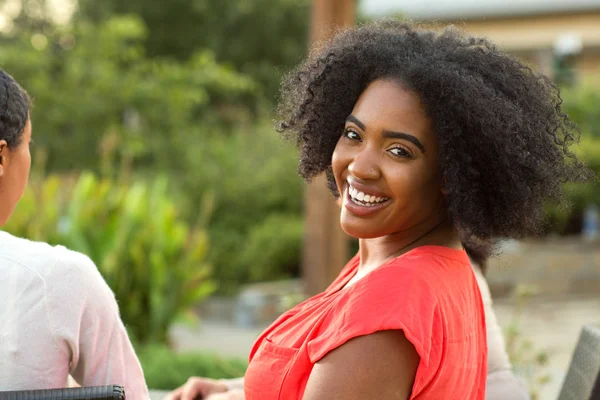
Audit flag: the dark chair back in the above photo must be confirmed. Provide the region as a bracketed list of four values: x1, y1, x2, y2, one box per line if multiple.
[0, 385, 125, 400]
[557, 324, 600, 400]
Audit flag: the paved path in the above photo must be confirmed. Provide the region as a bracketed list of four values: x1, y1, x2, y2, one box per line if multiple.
[169, 296, 600, 399]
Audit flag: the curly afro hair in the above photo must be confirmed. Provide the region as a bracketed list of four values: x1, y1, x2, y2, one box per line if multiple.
[0, 68, 30, 149]
[276, 20, 591, 260]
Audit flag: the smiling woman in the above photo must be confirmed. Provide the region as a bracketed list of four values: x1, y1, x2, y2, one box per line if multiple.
[169, 20, 590, 400]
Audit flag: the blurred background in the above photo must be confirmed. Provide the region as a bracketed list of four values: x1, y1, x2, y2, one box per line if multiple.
[1, 0, 599, 398]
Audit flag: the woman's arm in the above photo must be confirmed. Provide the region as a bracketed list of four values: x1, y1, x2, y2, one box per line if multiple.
[303, 330, 419, 400]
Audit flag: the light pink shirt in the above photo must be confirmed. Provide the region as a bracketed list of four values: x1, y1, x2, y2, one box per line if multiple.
[0, 231, 148, 399]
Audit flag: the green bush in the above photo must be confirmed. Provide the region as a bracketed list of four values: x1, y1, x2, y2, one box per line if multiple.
[179, 122, 304, 294]
[137, 344, 247, 390]
[544, 136, 600, 233]
[5, 171, 215, 344]
[542, 80, 600, 234]
[0, 16, 257, 173]
[563, 84, 600, 138]
[239, 214, 303, 282]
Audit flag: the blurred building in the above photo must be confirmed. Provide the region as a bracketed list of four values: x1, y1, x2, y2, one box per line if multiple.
[362, 0, 600, 85]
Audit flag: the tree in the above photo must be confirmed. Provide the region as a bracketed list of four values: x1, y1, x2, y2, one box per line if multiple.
[0, 15, 256, 172]
[75, 0, 311, 98]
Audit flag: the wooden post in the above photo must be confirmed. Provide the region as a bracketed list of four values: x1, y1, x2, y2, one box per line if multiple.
[303, 0, 355, 296]
[310, 0, 356, 45]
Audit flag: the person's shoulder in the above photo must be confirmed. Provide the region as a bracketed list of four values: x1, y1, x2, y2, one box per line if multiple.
[0, 231, 61, 272]
[0, 231, 102, 286]
[46, 245, 106, 294]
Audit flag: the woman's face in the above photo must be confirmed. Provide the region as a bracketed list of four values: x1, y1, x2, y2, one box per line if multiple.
[332, 79, 444, 239]
[0, 118, 32, 226]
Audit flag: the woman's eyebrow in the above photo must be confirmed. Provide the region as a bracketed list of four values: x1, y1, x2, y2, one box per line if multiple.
[382, 130, 425, 153]
[346, 114, 365, 131]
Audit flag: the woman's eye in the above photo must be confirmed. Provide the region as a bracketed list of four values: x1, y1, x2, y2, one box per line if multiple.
[389, 147, 411, 158]
[343, 129, 361, 141]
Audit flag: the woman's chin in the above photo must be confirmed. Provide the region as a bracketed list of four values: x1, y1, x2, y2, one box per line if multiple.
[340, 220, 386, 240]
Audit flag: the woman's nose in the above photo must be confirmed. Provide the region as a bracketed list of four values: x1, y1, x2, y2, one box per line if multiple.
[348, 149, 380, 181]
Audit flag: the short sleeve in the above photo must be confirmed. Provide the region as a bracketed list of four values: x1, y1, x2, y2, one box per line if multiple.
[306, 257, 442, 368]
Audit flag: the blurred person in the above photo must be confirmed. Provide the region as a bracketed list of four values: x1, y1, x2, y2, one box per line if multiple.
[168, 21, 589, 400]
[468, 250, 531, 400]
[0, 68, 149, 398]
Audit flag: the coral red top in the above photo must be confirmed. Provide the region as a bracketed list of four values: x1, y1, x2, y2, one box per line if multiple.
[244, 246, 487, 399]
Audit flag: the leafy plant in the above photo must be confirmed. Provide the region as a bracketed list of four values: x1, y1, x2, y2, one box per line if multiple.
[180, 122, 304, 294]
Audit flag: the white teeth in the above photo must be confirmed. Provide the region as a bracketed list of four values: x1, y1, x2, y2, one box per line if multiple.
[347, 185, 389, 205]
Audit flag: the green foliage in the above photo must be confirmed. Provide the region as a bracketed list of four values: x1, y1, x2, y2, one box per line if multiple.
[238, 214, 303, 282]
[563, 85, 600, 138]
[182, 123, 304, 294]
[137, 344, 247, 390]
[4, 171, 215, 344]
[544, 136, 600, 233]
[75, 0, 311, 98]
[0, 15, 257, 172]
[543, 81, 600, 234]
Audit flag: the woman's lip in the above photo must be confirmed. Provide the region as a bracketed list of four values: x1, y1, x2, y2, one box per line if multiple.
[343, 186, 391, 217]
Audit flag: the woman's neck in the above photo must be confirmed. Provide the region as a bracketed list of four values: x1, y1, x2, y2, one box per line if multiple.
[357, 218, 461, 274]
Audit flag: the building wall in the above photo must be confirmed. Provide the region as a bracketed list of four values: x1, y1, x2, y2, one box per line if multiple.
[441, 12, 600, 51]
[422, 11, 600, 81]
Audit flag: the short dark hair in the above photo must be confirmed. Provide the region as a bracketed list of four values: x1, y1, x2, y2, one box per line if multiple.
[0, 68, 30, 148]
[276, 20, 591, 259]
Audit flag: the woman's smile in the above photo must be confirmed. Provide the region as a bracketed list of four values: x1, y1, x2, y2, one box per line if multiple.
[343, 182, 391, 217]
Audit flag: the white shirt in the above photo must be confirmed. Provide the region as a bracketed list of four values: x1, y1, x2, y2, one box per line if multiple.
[472, 264, 530, 400]
[0, 231, 149, 399]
